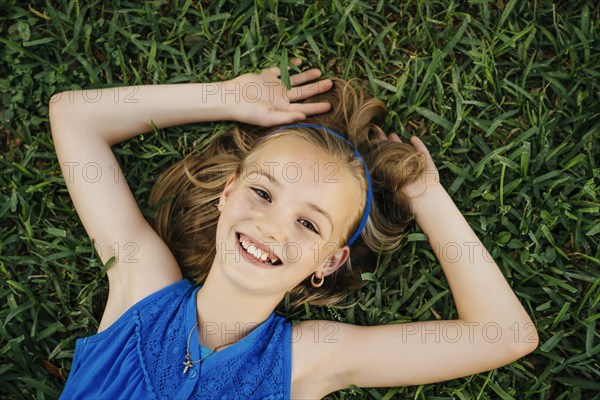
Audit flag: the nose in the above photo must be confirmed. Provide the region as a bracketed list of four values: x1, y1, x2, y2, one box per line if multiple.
[256, 205, 287, 245]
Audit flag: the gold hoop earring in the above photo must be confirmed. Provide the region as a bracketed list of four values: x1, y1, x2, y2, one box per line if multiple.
[311, 273, 324, 288]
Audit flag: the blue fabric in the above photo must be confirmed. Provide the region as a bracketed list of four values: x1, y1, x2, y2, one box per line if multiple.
[60, 278, 292, 399]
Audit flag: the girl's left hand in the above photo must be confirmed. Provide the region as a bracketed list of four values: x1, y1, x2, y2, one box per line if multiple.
[225, 58, 333, 127]
[376, 132, 442, 202]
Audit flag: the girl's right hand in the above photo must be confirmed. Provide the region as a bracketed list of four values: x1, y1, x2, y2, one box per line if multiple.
[224, 58, 333, 127]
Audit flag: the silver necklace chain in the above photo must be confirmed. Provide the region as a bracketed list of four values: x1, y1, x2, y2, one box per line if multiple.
[182, 322, 238, 375]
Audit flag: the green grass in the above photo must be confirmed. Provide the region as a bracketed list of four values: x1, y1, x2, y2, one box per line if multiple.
[1, 0, 599, 398]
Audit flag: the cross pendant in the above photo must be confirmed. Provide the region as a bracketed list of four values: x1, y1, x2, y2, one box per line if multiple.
[183, 360, 193, 375]
[182, 352, 193, 375]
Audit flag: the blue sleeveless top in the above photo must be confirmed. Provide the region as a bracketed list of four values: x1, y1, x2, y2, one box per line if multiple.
[59, 278, 292, 399]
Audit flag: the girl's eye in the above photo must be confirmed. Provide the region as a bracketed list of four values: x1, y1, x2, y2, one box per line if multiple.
[251, 188, 320, 235]
[252, 188, 271, 201]
[300, 219, 319, 234]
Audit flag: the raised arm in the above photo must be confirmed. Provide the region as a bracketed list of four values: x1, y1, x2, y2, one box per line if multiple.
[49, 59, 332, 331]
[294, 135, 539, 397]
[403, 135, 536, 327]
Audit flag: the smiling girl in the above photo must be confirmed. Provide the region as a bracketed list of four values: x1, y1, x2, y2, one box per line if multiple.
[51, 58, 538, 399]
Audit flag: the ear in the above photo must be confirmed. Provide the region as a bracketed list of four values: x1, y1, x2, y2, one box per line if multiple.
[218, 173, 237, 212]
[318, 244, 351, 278]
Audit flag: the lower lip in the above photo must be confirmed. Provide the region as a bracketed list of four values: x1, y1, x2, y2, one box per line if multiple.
[235, 233, 281, 269]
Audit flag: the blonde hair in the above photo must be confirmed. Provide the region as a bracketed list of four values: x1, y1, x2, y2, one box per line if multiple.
[148, 78, 424, 309]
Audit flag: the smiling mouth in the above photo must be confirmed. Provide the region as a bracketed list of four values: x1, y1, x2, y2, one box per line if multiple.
[236, 232, 283, 266]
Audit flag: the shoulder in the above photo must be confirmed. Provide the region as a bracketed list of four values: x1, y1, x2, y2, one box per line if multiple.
[97, 227, 185, 333]
[290, 319, 356, 398]
[98, 273, 190, 334]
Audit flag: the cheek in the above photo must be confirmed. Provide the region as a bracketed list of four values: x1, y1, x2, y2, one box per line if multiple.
[225, 193, 252, 216]
[313, 243, 338, 264]
[295, 243, 326, 265]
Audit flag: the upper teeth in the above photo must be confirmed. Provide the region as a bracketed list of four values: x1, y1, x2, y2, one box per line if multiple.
[240, 237, 279, 264]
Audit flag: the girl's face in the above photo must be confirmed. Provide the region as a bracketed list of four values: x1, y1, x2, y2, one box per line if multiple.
[214, 135, 363, 297]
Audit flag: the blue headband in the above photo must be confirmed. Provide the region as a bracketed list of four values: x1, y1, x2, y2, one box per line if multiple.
[260, 123, 372, 246]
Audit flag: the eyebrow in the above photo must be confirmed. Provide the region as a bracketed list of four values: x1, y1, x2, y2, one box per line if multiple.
[255, 168, 333, 234]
